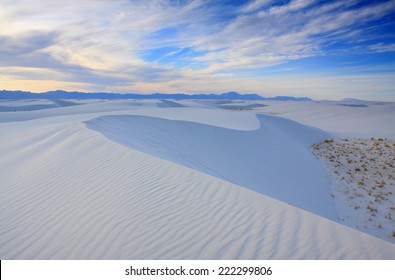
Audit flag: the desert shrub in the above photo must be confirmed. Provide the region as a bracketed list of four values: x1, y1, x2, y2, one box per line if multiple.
[367, 204, 378, 212]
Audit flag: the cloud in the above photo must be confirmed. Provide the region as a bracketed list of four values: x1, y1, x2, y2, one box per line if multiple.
[0, 0, 190, 88]
[0, 32, 57, 56]
[0, 0, 394, 100]
[192, 0, 395, 72]
[269, 0, 317, 15]
[369, 43, 395, 53]
[239, 0, 277, 13]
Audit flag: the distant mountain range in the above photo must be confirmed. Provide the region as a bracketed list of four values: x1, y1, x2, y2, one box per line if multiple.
[0, 90, 312, 101]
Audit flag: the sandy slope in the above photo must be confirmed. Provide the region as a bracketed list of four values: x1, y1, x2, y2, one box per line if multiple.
[86, 114, 336, 220]
[253, 100, 395, 139]
[313, 138, 395, 243]
[1, 100, 395, 259]
[1, 117, 394, 259]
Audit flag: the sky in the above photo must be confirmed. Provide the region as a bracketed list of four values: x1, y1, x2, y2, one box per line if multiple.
[1, 0, 395, 100]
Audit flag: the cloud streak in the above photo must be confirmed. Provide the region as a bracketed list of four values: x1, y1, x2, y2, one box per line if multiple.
[0, 0, 394, 99]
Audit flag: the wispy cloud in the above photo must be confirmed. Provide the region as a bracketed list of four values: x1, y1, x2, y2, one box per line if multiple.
[193, 0, 395, 72]
[239, 0, 277, 13]
[0, 0, 394, 99]
[369, 43, 395, 53]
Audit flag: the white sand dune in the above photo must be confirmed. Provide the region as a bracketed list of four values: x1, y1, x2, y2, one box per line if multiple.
[86, 114, 336, 220]
[0, 99, 158, 123]
[1, 100, 395, 259]
[253, 100, 395, 139]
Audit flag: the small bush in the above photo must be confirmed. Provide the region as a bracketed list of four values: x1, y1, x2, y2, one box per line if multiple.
[367, 204, 378, 212]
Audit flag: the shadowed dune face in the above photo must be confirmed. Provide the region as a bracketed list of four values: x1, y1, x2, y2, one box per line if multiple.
[86, 114, 336, 220]
[0, 99, 79, 112]
[253, 101, 395, 139]
[157, 100, 187, 108]
[0, 104, 57, 112]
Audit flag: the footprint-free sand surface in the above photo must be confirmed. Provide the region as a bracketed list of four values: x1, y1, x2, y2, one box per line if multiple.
[1, 99, 394, 259]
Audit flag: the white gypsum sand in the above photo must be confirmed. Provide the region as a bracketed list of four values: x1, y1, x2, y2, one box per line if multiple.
[312, 138, 395, 243]
[85, 114, 336, 220]
[0, 99, 394, 259]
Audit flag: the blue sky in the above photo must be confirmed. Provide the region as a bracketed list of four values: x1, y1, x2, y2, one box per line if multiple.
[1, 0, 395, 100]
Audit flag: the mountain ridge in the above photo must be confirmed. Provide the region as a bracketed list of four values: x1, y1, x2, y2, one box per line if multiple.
[0, 89, 312, 101]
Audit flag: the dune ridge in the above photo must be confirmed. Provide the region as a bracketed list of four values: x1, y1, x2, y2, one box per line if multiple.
[86, 114, 336, 220]
[0, 115, 394, 259]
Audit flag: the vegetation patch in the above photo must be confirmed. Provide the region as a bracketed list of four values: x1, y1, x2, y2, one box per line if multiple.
[312, 137, 395, 242]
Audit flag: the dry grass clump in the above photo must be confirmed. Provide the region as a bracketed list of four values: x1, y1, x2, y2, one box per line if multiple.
[312, 137, 395, 241]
